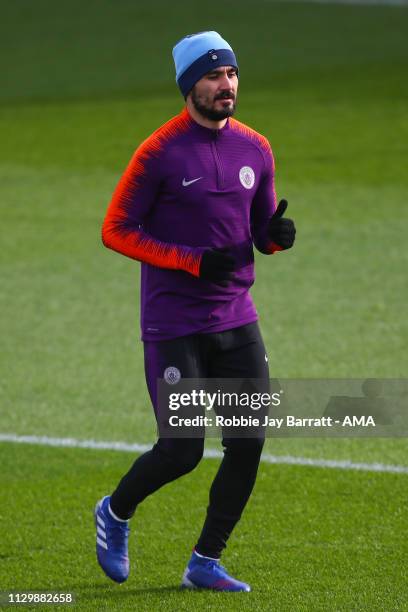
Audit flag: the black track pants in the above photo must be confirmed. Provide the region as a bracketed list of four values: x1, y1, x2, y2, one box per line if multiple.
[110, 322, 269, 558]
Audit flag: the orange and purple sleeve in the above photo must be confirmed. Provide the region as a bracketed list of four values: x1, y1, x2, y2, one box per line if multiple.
[102, 138, 204, 276]
[250, 141, 283, 254]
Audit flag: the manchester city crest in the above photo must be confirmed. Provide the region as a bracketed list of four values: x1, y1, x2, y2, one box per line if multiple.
[164, 366, 181, 385]
[239, 166, 255, 189]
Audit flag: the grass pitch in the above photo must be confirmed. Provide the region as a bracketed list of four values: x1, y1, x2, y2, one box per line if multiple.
[1, 442, 407, 611]
[1, 0, 407, 609]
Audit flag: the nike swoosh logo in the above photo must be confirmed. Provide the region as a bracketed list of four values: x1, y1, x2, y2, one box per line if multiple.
[182, 177, 203, 187]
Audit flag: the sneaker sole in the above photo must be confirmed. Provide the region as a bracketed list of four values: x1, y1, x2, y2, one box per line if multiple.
[181, 569, 251, 592]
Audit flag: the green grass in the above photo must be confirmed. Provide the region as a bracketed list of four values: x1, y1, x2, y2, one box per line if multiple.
[1, 0, 408, 609]
[1, 442, 407, 611]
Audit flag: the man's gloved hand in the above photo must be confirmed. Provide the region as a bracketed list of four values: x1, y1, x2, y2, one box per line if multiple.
[199, 247, 235, 286]
[268, 199, 296, 249]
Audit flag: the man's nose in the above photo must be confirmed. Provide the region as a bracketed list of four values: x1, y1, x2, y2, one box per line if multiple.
[220, 72, 235, 89]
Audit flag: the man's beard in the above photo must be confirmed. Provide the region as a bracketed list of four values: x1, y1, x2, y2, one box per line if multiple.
[191, 87, 237, 121]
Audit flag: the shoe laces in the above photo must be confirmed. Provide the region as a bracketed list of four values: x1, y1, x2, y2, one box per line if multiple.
[203, 559, 227, 575]
[106, 518, 129, 547]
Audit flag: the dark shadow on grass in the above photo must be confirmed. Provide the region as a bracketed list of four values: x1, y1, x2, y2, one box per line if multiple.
[75, 583, 246, 599]
[73, 584, 184, 599]
[28, 582, 245, 600]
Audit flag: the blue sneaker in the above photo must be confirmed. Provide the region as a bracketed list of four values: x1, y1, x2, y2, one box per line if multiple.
[94, 496, 130, 583]
[181, 550, 251, 592]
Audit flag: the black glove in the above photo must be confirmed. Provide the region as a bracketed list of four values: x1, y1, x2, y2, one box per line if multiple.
[268, 199, 296, 249]
[199, 247, 235, 286]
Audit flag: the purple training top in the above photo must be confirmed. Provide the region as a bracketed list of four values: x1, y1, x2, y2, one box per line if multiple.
[102, 106, 279, 341]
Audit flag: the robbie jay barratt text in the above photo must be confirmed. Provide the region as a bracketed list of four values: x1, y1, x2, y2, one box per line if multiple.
[167, 415, 377, 428]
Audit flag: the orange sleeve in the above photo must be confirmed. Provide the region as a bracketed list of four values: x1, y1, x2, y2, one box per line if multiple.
[250, 139, 281, 255]
[101, 138, 203, 277]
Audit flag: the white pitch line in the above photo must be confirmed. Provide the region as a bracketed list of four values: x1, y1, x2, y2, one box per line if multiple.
[1, 432, 407, 474]
[271, 0, 408, 6]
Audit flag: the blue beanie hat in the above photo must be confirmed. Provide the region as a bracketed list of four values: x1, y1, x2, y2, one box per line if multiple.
[172, 31, 238, 98]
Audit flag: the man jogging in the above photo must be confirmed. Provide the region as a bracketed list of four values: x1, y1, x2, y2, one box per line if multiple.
[95, 31, 296, 592]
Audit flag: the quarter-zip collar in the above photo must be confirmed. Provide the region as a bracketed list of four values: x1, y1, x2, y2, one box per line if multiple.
[181, 106, 231, 138]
